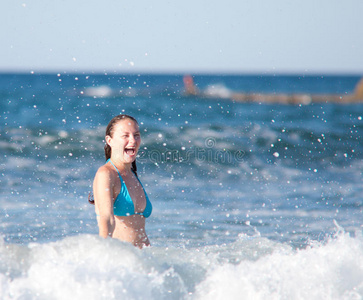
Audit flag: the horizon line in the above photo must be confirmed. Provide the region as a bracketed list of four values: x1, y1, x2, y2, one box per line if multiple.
[0, 68, 362, 77]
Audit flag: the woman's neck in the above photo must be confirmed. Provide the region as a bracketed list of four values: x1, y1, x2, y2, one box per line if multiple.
[109, 157, 132, 175]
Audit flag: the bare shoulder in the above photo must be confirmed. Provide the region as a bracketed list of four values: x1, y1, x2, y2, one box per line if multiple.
[94, 163, 115, 184]
[93, 163, 115, 211]
[96, 163, 112, 175]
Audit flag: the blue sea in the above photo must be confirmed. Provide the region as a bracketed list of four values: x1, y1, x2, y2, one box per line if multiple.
[0, 73, 362, 299]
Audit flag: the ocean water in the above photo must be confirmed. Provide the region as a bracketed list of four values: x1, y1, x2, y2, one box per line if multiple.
[0, 73, 362, 299]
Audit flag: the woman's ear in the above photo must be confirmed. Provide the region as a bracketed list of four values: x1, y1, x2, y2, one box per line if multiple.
[105, 135, 112, 146]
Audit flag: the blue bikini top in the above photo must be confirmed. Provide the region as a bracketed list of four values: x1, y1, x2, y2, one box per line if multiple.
[108, 159, 152, 218]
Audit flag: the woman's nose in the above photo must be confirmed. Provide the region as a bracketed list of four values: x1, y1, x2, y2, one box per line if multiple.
[129, 135, 136, 143]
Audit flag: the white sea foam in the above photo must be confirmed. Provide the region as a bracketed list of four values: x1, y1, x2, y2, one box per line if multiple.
[0, 230, 362, 300]
[194, 231, 363, 300]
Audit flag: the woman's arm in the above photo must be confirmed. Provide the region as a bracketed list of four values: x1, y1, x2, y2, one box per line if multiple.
[93, 166, 115, 238]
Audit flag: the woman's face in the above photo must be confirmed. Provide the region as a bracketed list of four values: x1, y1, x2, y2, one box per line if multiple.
[106, 118, 141, 164]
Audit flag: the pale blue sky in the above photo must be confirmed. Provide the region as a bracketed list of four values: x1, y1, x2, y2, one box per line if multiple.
[1, 0, 363, 74]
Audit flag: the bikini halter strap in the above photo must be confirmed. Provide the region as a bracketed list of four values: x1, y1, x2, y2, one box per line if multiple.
[107, 159, 121, 177]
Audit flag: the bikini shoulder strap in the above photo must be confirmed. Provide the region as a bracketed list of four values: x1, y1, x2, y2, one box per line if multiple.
[108, 159, 121, 177]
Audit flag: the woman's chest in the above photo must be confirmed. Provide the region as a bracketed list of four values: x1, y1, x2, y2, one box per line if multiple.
[113, 175, 146, 211]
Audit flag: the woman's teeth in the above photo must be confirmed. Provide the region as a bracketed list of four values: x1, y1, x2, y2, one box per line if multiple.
[125, 148, 135, 155]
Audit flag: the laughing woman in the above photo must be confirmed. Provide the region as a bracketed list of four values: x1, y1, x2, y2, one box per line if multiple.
[89, 114, 152, 248]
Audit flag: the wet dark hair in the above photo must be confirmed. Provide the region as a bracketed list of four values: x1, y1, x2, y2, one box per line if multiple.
[89, 114, 139, 204]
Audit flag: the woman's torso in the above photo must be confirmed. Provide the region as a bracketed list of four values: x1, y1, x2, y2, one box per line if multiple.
[95, 162, 150, 247]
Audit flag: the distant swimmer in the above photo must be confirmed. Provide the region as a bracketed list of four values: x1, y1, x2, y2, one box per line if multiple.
[183, 75, 232, 99]
[183, 75, 363, 104]
[354, 78, 363, 99]
[183, 75, 199, 96]
[89, 114, 152, 248]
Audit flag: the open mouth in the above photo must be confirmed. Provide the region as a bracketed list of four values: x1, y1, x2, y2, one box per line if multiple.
[125, 148, 136, 156]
